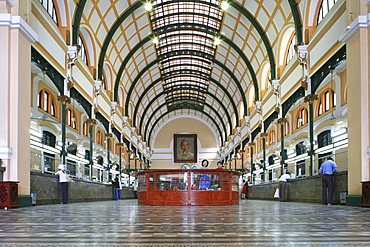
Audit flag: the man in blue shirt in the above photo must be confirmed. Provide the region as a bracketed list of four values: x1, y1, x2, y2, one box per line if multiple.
[319, 157, 338, 205]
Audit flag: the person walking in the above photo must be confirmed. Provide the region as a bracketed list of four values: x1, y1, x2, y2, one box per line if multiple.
[278, 171, 291, 202]
[241, 180, 248, 199]
[55, 164, 70, 204]
[319, 157, 338, 205]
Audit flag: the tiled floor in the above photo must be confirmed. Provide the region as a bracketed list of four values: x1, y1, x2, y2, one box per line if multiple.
[0, 199, 370, 246]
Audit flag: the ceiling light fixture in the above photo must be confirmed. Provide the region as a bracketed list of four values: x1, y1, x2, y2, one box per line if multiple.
[144, 2, 152, 11]
[214, 37, 221, 45]
[221, 1, 229, 11]
[152, 37, 159, 44]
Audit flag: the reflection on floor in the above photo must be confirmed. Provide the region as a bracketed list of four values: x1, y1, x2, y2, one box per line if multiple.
[0, 199, 370, 246]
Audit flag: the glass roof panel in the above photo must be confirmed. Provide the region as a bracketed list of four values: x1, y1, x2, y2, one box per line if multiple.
[148, 0, 224, 109]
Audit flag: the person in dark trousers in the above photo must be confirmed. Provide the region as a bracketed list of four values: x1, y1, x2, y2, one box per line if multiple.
[55, 164, 70, 204]
[112, 176, 121, 200]
[241, 180, 248, 199]
[278, 171, 291, 202]
[319, 157, 338, 205]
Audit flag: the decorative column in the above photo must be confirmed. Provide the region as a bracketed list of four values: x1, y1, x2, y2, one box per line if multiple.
[86, 119, 97, 180]
[127, 150, 133, 186]
[134, 155, 138, 171]
[105, 133, 112, 182]
[277, 118, 287, 175]
[234, 154, 237, 170]
[260, 132, 268, 181]
[304, 94, 318, 176]
[117, 143, 124, 182]
[248, 143, 255, 184]
[240, 150, 245, 175]
[338, 6, 369, 206]
[57, 96, 71, 169]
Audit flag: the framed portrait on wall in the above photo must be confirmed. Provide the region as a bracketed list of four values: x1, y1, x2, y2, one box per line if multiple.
[174, 134, 197, 163]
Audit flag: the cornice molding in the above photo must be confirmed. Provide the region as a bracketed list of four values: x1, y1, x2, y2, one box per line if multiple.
[339, 14, 370, 42]
[0, 13, 38, 43]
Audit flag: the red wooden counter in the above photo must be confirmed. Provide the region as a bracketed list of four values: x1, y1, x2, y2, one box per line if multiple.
[136, 169, 241, 206]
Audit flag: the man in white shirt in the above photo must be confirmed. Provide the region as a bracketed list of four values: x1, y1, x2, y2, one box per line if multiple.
[278, 171, 291, 202]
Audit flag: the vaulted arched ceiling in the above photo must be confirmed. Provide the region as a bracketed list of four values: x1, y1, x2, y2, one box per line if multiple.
[71, 0, 303, 145]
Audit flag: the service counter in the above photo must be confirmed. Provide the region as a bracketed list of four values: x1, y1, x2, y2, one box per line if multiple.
[136, 169, 241, 206]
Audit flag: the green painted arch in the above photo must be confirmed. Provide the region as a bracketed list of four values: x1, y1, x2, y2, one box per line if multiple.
[145, 102, 226, 145]
[72, 0, 87, 45]
[229, 1, 276, 81]
[213, 59, 248, 116]
[96, 1, 276, 99]
[128, 61, 240, 126]
[138, 89, 233, 138]
[288, 0, 303, 45]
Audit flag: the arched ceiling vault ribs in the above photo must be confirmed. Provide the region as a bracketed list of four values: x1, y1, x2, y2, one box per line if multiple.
[122, 34, 251, 118]
[72, 0, 87, 46]
[92, 0, 278, 96]
[137, 89, 232, 139]
[145, 107, 225, 146]
[129, 63, 239, 127]
[288, 0, 303, 45]
[228, 1, 276, 81]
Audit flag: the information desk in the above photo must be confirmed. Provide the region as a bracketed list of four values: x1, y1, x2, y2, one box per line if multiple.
[136, 169, 240, 206]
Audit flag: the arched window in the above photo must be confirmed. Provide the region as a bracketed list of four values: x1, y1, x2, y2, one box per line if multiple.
[83, 120, 89, 137]
[96, 130, 105, 147]
[66, 107, 78, 130]
[78, 35, 89, 66]
[296, 107, 308, 129]
[284, 121, 290, 137]
[38, 0, 58, 24]
[286, 37, 295, 65]
[37, 89, 57, 117]
[268, 130, 276, 145]
[317, 89, 336, 116]
[317, 0, 338, 25]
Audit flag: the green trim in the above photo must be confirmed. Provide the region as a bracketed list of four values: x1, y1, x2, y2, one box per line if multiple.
[346, 195, 362, 207]
[18, 195, 32, 208]
[288, 0, 303, 45]
[229, 0, 276, 81]
[221, 37, 259, 101]
[72, 0, 87, 45]
[127, 60, 240, 123]
[139, 90, 230, 141]
[146, 105, 224, 145]
[97, 1, 144, 79]
[114, 36, 152, 102]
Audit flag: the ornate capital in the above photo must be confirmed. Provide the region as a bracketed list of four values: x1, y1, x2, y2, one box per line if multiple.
[117, 143, 124, 147]
[105, 133, 113, 138]
[86, 119, 97, 125]
[260, 132, 268, 138]
[296, 45, 309, 66]
[304, 94, 318, 104]
[66, 45, 80, 66]
[127, 150, 133, 154]
[57, 95, 71, 105]
[248, 143, 255, 147]
[239, 150, 245, 153]
[277, 118, 288, 125]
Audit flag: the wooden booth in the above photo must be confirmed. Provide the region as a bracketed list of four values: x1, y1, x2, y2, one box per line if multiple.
[136, 169, 241, 206]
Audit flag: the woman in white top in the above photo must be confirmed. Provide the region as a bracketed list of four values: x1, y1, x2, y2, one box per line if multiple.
[55, 164, 70, 204]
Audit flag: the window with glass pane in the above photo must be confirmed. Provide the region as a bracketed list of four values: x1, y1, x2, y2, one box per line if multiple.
[138, 175, 146, 191]
[317, 0, 337, 25]
[39, 0, 58, 24]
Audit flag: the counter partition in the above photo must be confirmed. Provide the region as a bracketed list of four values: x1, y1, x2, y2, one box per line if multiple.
[136, 169, 241, 206]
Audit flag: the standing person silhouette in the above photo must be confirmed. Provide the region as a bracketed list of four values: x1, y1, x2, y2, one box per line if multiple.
[55, 164, 70, 204]
[319, 157, 338, 205]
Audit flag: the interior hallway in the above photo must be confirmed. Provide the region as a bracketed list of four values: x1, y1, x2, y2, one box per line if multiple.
[0, 200, 370, 246]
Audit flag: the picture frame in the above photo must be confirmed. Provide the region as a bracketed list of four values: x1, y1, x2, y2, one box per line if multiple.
[174, 134, 197, 163]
